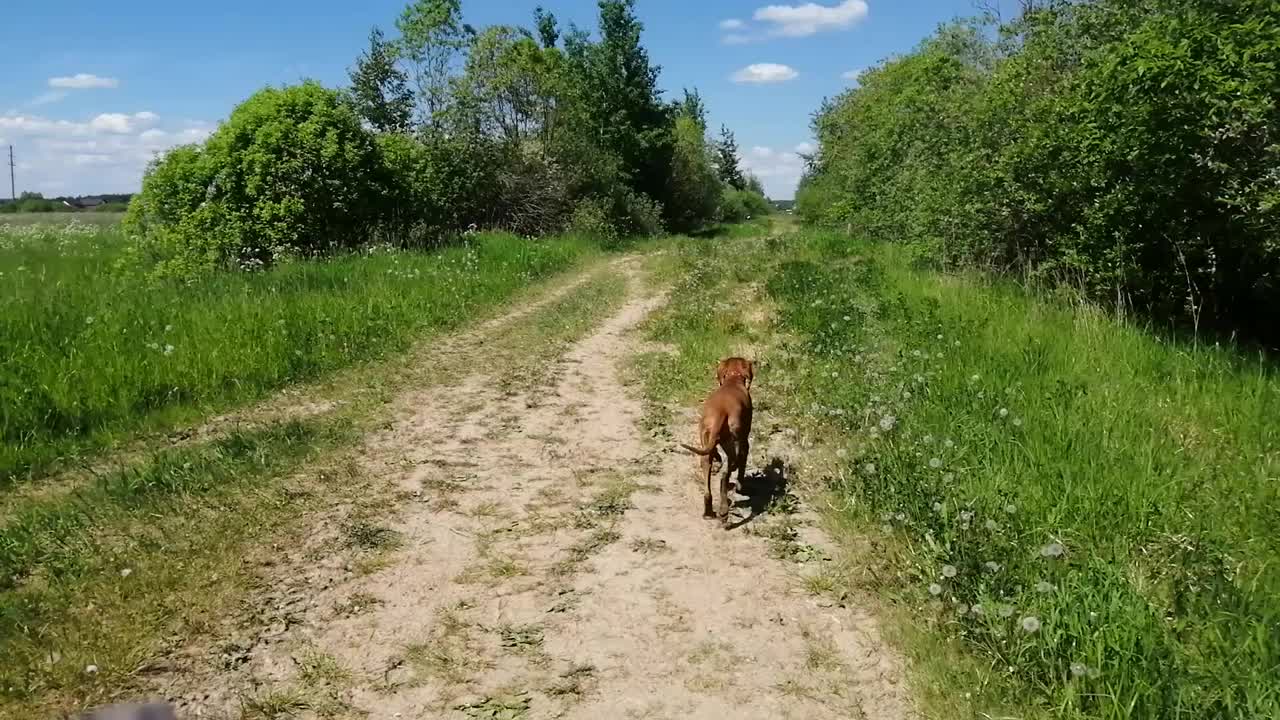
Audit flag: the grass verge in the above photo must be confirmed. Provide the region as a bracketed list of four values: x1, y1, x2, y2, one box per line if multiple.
[1, 222, 601, 485]
[639, 226, 1280, 719]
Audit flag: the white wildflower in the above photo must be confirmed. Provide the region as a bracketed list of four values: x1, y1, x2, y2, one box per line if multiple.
[162, 345, 175, 356]
[85, 664, 99, 675]
[119, 568, 132, 578]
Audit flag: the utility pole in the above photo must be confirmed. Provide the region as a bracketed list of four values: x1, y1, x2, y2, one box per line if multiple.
[7, 146, 14, 201]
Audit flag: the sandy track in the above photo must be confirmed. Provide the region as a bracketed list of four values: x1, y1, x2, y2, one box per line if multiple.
[162, 256, 914, 719]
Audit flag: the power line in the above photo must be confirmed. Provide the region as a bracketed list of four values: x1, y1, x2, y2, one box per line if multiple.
[7, 145, 14, 202]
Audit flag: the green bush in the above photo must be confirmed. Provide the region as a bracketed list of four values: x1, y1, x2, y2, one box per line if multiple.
[800, 0, 1280, 345]
[719, 188, 772, 223]
[126, 82, 385, 277]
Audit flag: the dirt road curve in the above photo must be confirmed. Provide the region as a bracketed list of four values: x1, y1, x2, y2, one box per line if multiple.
[164, 256, 914, 720]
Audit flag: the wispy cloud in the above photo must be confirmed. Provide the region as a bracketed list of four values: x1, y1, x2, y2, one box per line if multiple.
[48, 73, 119, 89]
[731, 63, 799, 84]
[29, 91, 69, 107]
[722, 33, 753, 45]
[720, 18, 745, 30]
[754, 0, 870, 38]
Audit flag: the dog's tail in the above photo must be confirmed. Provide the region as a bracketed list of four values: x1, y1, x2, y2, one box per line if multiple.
[679, 442, 718, 456]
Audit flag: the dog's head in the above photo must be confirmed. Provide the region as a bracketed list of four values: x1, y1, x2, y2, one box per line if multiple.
[716, 357, 754, 389]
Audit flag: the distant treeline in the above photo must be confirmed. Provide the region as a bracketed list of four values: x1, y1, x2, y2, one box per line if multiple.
[0, 193, 132, 213]
[125, 0, 772, 280]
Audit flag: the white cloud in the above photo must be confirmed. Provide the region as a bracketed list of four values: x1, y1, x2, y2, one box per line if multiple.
[741, 144, 807, 198]
[722, 33, 753, 45]
[89, 112, 159, 135]
[29, 91, 69, 107]
[1, 110, 207, 195]
[754, 0, 869, 37]
[795, 141, 816, 155]
[48, 73, 120, 89]
[720, 18, 745, 30]
[730, 63, 799, 84]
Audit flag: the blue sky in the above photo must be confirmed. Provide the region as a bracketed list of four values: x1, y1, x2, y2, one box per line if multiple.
[1, 0, 1010, 199]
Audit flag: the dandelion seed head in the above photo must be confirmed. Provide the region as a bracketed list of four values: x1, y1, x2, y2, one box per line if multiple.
[941, 564, 958, 579]
[881, 524, 893, 534]
[955, 603, 970, 616]
[932, 501, 943, 513]
[959, 510, 974, 522]
[1005, 503, 1018, 514]
[879, 415, 897, 432]
[928, 583, 943, 596]
[162, 344, 175, 356]
[1040, 542, 1066, 558]
[944, 438, 955, 448]
[998, 604, 1015, 618]
[929, 457, 943, 469]
[164, 324, 173, 332]
[1013, 417, 1023, 427]
[1021, 616, 1042, 633]
[119, 568, 132, 578]
[1070, 662, 1088, 678]
[999, 408, 1009, 418]
[1035, 581, 1055, 593]
[85, 316, 95, 325]
[895, 512, 906, 522]
[985, 519, 999, 531]
[836, 448, 848, 458]
[942, 472, 955, 483]
[971, 603, 985, 616]
[984, 561, 1001, 572]
[862, 463, 877, 476]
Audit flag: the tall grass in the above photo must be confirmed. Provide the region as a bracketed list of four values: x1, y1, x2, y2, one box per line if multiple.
[645, 229, 1280, 718]
[0, 221, 597, 485]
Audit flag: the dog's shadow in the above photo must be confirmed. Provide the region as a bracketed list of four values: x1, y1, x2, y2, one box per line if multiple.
[727, 457, 790, 530]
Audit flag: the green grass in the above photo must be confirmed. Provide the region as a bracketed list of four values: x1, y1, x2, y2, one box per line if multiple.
[0, 221, 598, 484]
[640, 228, 1280, 719]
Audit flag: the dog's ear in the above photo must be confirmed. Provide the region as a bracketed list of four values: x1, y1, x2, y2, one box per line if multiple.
[715, 359, 726, 386]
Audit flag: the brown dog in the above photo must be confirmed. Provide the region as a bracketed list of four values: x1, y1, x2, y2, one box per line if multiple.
[680, 357, 754, 524]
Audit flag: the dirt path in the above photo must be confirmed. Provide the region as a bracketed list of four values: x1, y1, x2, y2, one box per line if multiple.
[164, 256, 914, 719]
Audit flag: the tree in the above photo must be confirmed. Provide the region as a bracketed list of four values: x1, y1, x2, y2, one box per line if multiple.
[533, 5, 559, 49]
[396, 0, 472, 127]
[348, 27, 414, 133]
[715, 126, 745, 190]
[665, 109, 721, 232]
[679, 89, 707, 130]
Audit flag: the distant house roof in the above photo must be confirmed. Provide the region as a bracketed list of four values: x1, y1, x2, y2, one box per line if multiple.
[63, 197, 105, 209]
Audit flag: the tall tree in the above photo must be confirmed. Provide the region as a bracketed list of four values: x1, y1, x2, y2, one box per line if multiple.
[533, 6, 560, 49]
[348, 27, 414, 133]
[396, 0, 472, 128]
[679, 89, 707, 132]
[715, 125, 746, 190]
[574, 0, 672, 201]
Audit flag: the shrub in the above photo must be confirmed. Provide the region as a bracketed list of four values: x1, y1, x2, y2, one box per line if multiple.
[126, 82, 384, 277]
[719, 188, 772, 224]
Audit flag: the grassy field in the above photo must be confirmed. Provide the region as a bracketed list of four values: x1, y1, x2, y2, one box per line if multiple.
[639, 225, 1280, 719]
[0, 220, 600, 485]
